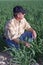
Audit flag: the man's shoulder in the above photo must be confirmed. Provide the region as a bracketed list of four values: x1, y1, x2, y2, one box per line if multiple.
[22, 18, 27, 23]
[9, 18, 15, 23]
[5, 18, 15, 27]
[7, 18, 15, 24]
[21, 18, 26, 22]
[22, 18, 26, 21]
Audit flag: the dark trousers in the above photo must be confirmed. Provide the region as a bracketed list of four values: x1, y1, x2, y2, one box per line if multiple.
[5, 31, 33, 49]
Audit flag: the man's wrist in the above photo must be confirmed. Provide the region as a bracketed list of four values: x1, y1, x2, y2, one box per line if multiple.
[13, 38, 26, 45]
[19, 39, 26, 45]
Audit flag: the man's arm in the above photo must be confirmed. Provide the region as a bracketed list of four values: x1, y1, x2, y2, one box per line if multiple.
[26, 27, 37, 39]
[12, 38, 25, 44]
[12, 38, 30, 48]
[24, 18, 37, 39]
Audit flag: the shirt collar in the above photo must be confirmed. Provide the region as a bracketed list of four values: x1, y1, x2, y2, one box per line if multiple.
[14, 17, 24, 23]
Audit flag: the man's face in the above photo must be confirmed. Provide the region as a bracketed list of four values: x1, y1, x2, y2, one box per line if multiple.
[17, 12, 25, 20]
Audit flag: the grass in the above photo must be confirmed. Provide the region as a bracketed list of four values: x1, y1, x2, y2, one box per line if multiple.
[0, 0, 43, 65]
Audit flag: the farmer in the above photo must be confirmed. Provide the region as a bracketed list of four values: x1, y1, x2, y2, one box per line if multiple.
[4, 6, 37, 49]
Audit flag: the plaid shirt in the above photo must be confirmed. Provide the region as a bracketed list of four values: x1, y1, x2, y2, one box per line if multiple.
[4, 18, 31, 40]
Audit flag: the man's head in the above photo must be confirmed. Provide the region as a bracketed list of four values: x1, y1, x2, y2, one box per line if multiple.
[13, 6, 26, 20]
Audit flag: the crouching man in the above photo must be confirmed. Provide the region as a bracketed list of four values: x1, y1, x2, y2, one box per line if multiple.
[4, 6, 37, 49]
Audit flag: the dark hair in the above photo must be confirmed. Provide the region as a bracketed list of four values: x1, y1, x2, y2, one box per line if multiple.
[13, 6, 26, 17]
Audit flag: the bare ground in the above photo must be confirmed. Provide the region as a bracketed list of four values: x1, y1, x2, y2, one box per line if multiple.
[0, 51, 20, 65]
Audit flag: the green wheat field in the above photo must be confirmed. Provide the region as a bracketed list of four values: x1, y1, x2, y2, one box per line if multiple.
[0, 0, 43, 65]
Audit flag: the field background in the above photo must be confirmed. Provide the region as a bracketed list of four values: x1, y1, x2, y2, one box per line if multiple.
[0, 0, 43, 65]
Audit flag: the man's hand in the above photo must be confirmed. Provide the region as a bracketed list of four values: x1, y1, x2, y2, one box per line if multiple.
[32, 30, 37, 39]
[13, 38, 30, 48]
[27, 28, 37, 39]
[25, 42, 30, 48]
